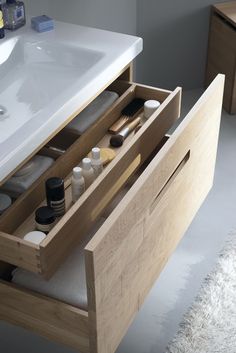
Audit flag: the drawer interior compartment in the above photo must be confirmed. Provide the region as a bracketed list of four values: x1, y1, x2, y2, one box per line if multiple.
[0, 83, 181, 277]
[0, 277, 90, 353]
[0, 75, 224, 353]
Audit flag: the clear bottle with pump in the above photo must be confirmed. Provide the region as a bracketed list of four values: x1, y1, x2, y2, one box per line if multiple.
[82, 158, 95, 189]
[2, 0, 25, 30]
[71, 167, 85, 203]
[91, 147, 103, 178]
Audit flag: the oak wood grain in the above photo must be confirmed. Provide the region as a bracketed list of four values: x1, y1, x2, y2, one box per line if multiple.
[85, 74, 224, 353]
[0, 76, 224, 353]
[0, 281, 89, 353]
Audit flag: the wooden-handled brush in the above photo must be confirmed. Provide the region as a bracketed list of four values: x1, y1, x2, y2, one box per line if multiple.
[108, 98, 145, 134]
[110, 116, 142, 147]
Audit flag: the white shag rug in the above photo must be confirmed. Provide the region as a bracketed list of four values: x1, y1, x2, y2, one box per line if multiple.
[166, 235, 236, 353]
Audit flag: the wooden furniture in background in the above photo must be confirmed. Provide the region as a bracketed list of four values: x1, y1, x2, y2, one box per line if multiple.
[206, 1, 236, 114]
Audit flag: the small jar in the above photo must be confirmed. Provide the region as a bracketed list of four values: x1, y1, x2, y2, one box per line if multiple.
[45, 177, 65, 217]
[35, 206, 55, 234]
[24, 231, 46, 245]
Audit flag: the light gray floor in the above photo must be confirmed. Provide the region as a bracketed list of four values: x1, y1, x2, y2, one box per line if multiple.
[1, 89, 236, 353]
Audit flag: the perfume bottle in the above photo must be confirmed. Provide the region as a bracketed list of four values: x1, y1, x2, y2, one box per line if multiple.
[2, 0, 25, 30]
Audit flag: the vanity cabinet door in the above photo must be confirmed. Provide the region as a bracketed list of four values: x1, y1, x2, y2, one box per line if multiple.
[85, 74, 225, 353]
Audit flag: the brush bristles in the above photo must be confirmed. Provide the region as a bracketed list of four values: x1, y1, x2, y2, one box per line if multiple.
[110, 135, 124, 147]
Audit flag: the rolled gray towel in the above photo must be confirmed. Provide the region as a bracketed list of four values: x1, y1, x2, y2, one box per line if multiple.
[66, 90, 119, 135]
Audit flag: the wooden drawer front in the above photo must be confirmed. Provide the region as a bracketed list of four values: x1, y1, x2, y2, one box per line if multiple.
[0, 281, 89, 353]
[85, 75, 225, 353]
[206, 13, 236, 113]
[0, 82, 181, 277]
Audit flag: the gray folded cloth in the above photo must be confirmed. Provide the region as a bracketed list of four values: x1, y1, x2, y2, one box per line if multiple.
[66, 90, 119, 135]
[12, 218, 105, 310]
[1, 155, 54, 196]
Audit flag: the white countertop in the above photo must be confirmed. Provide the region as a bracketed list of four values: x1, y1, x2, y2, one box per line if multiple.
[0, 21, 142, 183]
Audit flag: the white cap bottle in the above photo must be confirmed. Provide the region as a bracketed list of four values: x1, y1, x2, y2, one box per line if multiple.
[82, 158, 95, 189]
[91, 147, 103, 178]
[144, 100, 161, 119]
[71, 167, 85, 203]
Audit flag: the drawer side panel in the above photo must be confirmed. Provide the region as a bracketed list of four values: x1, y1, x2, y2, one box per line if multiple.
[0, 281, 89, 353]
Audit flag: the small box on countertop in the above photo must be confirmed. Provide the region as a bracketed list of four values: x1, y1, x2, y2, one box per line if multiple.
[31, 15, 54, 33]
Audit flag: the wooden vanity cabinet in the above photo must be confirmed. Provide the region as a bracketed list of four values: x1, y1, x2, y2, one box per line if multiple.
[0, 64, 224, 353]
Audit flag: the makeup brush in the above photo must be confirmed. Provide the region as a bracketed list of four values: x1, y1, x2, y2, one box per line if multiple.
[108, 98, 145, 134]
[110, 117, 141, 148]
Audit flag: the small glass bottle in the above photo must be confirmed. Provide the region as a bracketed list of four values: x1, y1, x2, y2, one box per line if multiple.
[91, 147, 103, 178]
[2, 0, 25, 31]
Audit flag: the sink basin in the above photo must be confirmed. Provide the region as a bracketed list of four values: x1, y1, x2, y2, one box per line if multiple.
[0, 22, 142, 182]
[0, 36, 104, 143]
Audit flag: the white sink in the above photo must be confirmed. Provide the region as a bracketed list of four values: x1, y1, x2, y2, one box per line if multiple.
[0, 36, 104, 143]
[0, 22, 142, 182]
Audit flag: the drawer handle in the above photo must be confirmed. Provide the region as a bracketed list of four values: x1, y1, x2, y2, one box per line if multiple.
[149, 150, 190, 214]
[91, 154, 141, 221]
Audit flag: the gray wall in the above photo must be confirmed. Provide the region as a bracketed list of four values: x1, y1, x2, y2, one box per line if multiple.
[24, 0, 50, 16]
[136, 0, 230, 90]
[23, 0, 230, 90]
[0, 1, 230, 353]
[24, 0, 136, 35]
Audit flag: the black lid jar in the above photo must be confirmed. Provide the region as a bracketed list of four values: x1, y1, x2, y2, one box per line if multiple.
[35, 206, 55, 234]
[45, 177, 65, 217]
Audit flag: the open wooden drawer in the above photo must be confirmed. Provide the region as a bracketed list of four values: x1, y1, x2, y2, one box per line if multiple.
[0, 77, 181, 277]
[0, 75, 224, 353]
